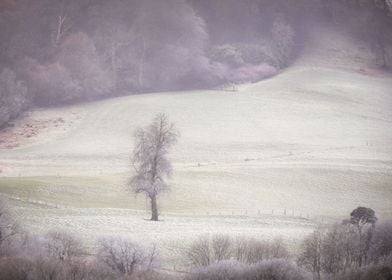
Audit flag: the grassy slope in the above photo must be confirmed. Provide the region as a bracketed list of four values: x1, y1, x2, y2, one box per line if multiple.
[0, 26, 391, 261]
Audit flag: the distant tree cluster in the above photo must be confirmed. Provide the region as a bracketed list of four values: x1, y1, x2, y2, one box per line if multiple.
[298, 207, 392, 280]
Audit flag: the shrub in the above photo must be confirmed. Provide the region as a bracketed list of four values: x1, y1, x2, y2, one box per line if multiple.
[246, 259, 311, 280]
[187, 260, 247, 280]
[187, 235, 289, 267]
[187, 234, 236, 267]
[234, 237, 289, 264]
[187, 259, 310, 280]
[43, 230, 84, 261]
[96, 237, 158, 277]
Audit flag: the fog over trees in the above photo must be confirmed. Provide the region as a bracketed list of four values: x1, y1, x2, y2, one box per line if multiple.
[1, 0, 392, 128]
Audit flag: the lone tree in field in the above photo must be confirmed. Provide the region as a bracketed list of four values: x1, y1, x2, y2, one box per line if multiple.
[130, 114, 178, 221]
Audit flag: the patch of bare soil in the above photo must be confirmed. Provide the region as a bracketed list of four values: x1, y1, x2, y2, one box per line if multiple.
[0, 109, 80, 150]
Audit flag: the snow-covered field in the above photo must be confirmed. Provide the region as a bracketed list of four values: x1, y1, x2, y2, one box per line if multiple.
[0, 27, 391, 265]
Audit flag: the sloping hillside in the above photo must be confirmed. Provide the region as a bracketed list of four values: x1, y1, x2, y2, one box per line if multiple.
[0, 26, 391, 221]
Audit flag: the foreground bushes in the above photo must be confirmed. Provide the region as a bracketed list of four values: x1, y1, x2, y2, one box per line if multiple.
[2, 197, 392, 279]
[186, 234, 289, 267]
[333, 257, 392, 280]
[0, 234, 162, 280]
[187, 259, 310, 280]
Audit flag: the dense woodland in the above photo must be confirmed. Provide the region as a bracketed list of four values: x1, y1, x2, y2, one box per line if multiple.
[0, 0, 392, 128]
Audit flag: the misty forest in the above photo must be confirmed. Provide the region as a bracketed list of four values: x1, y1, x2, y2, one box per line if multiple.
[1, 0, 392, 279]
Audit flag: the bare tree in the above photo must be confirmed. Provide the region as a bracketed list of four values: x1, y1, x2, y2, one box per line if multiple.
[130, 114, 178, 221]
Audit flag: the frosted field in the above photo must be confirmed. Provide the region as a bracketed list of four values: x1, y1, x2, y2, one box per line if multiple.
[0, 28, 392, 266]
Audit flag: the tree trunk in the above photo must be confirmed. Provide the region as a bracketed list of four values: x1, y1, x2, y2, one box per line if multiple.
[150, 195, 158, 221]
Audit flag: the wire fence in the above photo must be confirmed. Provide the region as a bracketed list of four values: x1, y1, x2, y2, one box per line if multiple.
[1, 193, 317, 224]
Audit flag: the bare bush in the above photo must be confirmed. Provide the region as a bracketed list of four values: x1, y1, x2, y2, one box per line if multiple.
[187, 235, 213, 267]
[246, 259, 311, 280]
[211, 235, 232, 263]
[44, 229, 84, 261]
[97, 237, 158, 277]
[187, 260, 246, 280]
[187, 259, 310, 280]
[234, 237, 289, 265]
[187, 234, 233, 267]
[187, 235, 289, 267]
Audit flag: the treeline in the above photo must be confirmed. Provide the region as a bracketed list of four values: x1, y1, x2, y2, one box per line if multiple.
[1, 0, 392, 128]
[1, 197, 392, 280]
[185, 207, 392, 280]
